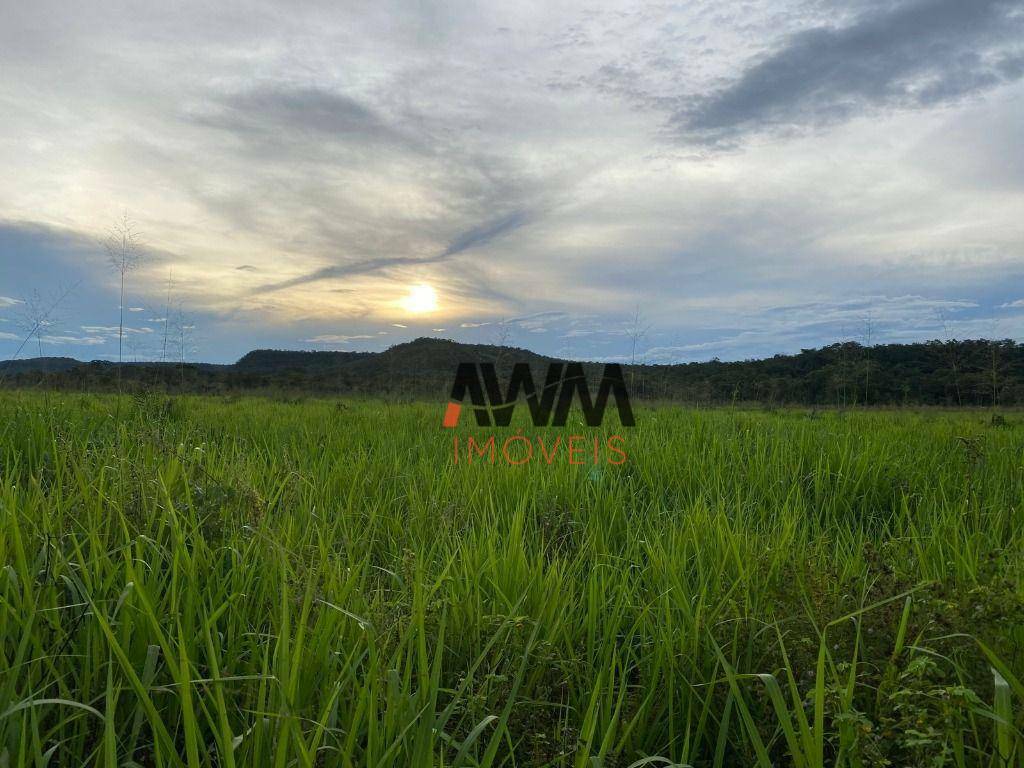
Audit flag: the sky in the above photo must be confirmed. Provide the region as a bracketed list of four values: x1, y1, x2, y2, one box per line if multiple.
[1, 0, 1022, 364]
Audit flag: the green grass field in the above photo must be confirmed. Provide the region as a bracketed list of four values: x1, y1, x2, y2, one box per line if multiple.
[1, 392, 1023, 766]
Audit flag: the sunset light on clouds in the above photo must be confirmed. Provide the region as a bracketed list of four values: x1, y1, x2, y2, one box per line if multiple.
[1, 0, 1021, 362]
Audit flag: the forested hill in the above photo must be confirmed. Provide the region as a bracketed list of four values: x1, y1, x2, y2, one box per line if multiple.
[646, 339, 1022, 406]
[233, 349, 372, 372]
[2, 337, 1023, 406]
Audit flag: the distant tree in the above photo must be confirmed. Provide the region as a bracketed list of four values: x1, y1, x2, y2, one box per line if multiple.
[125, 329, 147, 363]
[169, 305, 196, 385]
[104, 211, 145, 374]
[861, 313, 875, 405]
[626, 304, 651, 395]
[6, 282, 77, 366]
[985, 319, 1004, 408]
[17, 290, 60, 358]
[988, 338, 1013, 408]
[160, 268, 173, 363]
[935, 310, 963, 406]
[627, 305, 650, 366]
[562, 318, 575, 361]
[492, 317, 512, 370]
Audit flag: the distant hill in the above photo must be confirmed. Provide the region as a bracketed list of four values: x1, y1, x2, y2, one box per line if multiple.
[3, 337, 1024, 406]
[234, 349, 371, 373]
[339, 337, 555, 377]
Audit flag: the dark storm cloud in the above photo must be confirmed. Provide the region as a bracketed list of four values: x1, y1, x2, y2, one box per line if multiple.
[0, 222, 142, 356]
[0, 221, 102, 265]
[171, 78, 553, 276]
[251, 209, 531, 294]
[438, 211, 528, 258]
[676, 0, 1024, 143]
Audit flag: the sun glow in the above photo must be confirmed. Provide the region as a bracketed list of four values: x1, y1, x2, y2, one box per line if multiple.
[399, 283, 438, 314]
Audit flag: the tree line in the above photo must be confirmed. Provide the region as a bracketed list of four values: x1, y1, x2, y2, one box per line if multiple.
[4, 337, 1023, 407]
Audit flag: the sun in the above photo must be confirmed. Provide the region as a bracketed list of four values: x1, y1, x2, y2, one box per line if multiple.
[399, 283, 438, 314]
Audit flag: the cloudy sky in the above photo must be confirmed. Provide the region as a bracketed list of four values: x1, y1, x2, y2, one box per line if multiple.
[1, 0, 1022, 363]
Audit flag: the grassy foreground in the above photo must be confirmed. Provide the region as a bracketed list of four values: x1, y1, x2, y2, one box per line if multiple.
[1, 393, 1023, 767]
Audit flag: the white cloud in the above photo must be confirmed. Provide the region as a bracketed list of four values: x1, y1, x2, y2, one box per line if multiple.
[40, 334, 106, 346]
[80, 325, 153, 335]
[302, 334, 376, 344]
[0, 1, 1020, 362]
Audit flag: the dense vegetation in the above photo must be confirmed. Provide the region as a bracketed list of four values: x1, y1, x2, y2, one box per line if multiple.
[4, 337, 1024, 406]
[1, 392, 1022, 766]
